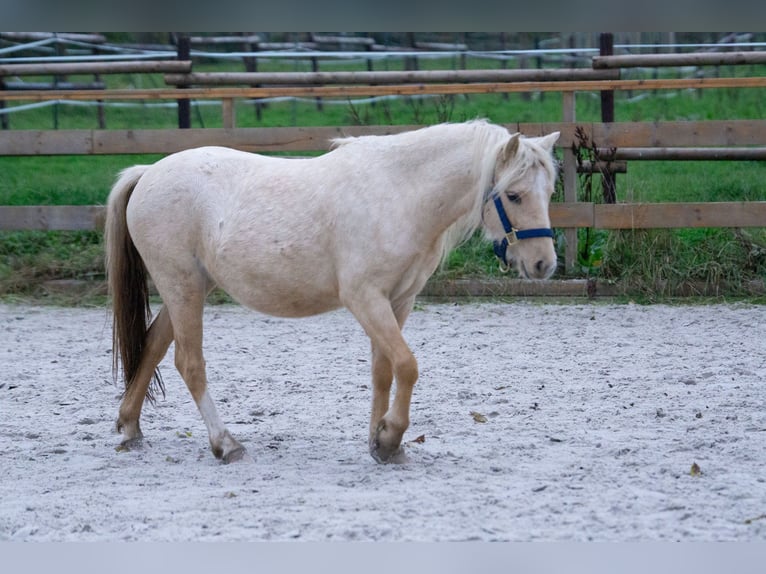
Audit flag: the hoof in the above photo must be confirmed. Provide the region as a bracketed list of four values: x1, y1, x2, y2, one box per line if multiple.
[115, 436, 145, 452]
[222, 446, 252, 464]
[369, 421, 409, 464]
[115, 418, 144, 452]
[370, 446, 409, 464]
[212, 430, 250, 464]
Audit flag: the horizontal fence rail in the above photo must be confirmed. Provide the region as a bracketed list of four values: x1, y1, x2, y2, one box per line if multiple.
[592, 50, 766, 69]
[0, 205, 106, 231]
[164, 69, 621, 86]
[550, 202, 766, 229]
[595, 147, 766, 161]
[3, 76, 766, 102]
[3, 121, 766, 155]
[0, 60, 192, 76]
[4, 202, 766, 232]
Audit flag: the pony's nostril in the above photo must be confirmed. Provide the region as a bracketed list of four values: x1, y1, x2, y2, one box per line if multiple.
[535, 259, 554, 278]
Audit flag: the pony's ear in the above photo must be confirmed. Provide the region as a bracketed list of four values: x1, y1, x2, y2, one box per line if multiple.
[537, 131, 560, 151]
[499, 133, 521, 165]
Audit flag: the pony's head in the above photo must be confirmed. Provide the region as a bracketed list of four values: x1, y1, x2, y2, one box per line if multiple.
[482, 131, 560, 279]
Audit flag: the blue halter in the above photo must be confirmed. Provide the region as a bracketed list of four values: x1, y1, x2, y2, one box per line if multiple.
[490, 194, 554, 271]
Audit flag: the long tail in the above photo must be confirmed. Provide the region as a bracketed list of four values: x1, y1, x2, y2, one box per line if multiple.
[105, 165, 164, 400]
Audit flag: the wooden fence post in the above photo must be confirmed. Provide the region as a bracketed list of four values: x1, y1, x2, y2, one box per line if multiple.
[562, 91, 578, 274]
[222, 98, 235, 129]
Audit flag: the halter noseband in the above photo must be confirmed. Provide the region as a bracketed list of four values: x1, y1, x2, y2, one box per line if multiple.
[490, 193, 554, 272]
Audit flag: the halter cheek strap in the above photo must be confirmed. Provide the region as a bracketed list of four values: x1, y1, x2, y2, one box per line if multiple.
[491, 194, 554, 271]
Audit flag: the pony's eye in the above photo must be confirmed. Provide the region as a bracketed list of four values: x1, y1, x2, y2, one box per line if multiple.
[507, 192, 522, 204]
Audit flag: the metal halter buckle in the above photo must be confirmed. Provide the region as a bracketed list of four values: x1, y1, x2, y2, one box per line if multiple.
[504, 228, 519, 246]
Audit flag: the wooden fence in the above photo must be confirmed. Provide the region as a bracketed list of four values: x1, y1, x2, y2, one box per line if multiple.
[1, 54, 766, 273]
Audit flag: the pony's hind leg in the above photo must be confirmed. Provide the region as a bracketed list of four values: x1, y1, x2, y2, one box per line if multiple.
[161, 286, 248, 464]
[116, 305, 174, 449]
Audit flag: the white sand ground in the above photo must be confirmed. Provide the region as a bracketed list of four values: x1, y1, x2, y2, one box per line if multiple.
[1, 301, 764, 541]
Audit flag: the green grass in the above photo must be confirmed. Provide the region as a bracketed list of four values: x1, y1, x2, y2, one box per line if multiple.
[600, 227, 766, 300]
[0, 231, 104, 293]
[0, 155, 165, 206]
[2, 56, 766, 300]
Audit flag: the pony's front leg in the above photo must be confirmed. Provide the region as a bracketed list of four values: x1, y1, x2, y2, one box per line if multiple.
[369, 343, 391, 436]
[368, 346, 415, 464]
[351, 295, 416, 464]
[369, 344, 398, 460]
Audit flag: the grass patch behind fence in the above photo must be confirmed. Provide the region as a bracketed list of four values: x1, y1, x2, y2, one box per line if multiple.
[599, 228, 766, 300]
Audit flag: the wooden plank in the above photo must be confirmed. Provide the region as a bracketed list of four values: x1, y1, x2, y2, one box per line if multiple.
[550, 203, 594, 228]
[590, 121, 766, 147]
[0, 204, 594, 232]
[595, 202, 766, 229]
[2, 205, 590, 232]
[221, 99, 236, 130]
[593, 51, 766, 69]
[93, 125, 417, 154]
[1, 126, 419, 155]
[421, 278, 766, 298]
[2, 76, 766, 102]
[561, 92, 578, 274]
[2, 202, 764, 232]
[3, 122, 766, 156]
[0, 130, 93, 155]
[420, 278, 595, 298]
[0, 206, 105, 231]
[522, 120, 766, 148]
[595, 147, 766, 161]
[0, 61, 192, 77]
[165, 68, 620, 86]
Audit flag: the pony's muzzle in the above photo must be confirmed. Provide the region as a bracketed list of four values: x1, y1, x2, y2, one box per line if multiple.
[517, 251, 557, 280]
[533, 257, 557, 279]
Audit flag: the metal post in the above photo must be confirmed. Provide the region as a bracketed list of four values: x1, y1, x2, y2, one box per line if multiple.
[240, 32, 262, 121]
[599, 32, 617, 203]
[176, 34, 191, 129]
[0, 80, 7, 129]
[93, 43, 106, 129]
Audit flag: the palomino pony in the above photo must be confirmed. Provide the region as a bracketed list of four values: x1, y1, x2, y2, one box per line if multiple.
[105, 120, 560, 464]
